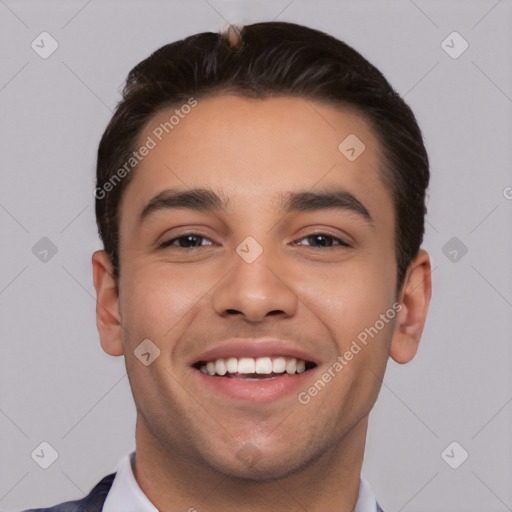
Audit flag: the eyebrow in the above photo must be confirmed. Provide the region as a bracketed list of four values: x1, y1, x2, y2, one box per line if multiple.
[138, 187, 373, 226]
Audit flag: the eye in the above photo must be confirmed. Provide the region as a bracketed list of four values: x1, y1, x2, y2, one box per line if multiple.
[158, 232, 351, 250]
[293, 233, 351, 249]
[159, 233, 214, 249]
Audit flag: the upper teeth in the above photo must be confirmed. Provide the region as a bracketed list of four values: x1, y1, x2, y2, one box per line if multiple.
[199, 357, 307, 376]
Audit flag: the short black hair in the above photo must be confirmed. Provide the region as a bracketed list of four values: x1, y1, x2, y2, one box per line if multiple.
[95, 21, 429, 292]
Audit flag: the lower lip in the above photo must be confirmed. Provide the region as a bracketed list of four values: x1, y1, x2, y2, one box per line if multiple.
[193, 369, 315, 402]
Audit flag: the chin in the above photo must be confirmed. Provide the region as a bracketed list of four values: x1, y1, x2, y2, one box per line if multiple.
[202, 442, 318, 482]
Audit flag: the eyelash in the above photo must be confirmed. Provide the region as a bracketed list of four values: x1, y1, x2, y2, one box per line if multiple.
[159, 232, 351, 250]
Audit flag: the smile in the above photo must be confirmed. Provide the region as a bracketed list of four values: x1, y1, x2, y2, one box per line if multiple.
[190, 339, 320, 401]
[194, 356, 317, 378]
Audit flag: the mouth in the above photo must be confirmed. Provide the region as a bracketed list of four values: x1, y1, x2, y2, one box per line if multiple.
[191, 351, 318, 402]
[189, 339, 320, 402]
[193, 356, 317, 380]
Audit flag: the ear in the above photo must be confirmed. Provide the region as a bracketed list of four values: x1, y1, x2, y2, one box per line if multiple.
[390, 249, 432, 364]
[91, 250, 124, 357]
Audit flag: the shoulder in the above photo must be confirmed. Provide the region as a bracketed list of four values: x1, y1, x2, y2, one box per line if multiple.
[21, 473, 116, 512]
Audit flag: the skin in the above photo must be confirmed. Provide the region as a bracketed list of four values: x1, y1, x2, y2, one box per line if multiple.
[92, 94, 432, 512]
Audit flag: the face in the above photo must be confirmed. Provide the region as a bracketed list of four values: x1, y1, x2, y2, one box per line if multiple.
[93, 94, 428, 480]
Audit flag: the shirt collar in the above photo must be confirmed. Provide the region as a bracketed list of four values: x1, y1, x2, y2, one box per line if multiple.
[103, 451, 379, 512]
[102, 452, 157, 512]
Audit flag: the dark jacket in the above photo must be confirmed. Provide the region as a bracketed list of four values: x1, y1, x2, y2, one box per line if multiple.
[22, 473, 115, 512]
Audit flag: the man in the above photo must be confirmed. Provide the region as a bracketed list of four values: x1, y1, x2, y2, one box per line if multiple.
[24, 20, 431, 512]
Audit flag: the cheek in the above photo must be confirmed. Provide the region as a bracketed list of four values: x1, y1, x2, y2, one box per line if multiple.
[298, 255, 396, 333]
[119, 262, 205, 341]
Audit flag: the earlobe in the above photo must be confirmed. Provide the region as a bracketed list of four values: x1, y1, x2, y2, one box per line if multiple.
[91, 250, 124, 357]
[389, 249, 432, 364]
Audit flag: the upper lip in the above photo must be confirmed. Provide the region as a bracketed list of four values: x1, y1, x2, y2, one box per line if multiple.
[190, 338, 319, 366]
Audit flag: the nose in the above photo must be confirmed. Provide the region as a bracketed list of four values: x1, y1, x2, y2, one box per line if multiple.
[211, 244, 299, 323]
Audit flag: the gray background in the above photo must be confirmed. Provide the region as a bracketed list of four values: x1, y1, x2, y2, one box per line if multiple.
[1, 0, 511, 510]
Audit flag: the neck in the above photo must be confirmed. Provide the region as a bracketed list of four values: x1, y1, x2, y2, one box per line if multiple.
[133, 415, 368, 512]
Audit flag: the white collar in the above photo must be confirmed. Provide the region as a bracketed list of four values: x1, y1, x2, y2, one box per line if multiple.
[102, 452, 157, 512]
[103, 451, 379, 512]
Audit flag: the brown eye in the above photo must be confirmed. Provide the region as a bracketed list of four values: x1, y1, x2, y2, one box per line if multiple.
[159, 233, 214, 249]
[294, 233, 350, 249]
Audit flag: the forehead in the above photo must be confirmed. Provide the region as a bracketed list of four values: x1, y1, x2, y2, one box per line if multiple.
[119, 94, 391, 226]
